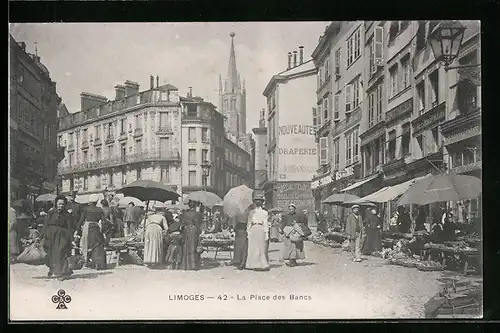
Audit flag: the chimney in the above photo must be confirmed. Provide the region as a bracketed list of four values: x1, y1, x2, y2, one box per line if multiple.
[149, 75, 154, 90]
[293, 51, 298, 67]
[188, 87, 193, 98]
[156, 76, 159, 88]
[287, 52, 292, 69]
[124, 80, 140, 97]
[81, 93, 108, 112]
[114, 84, 126, 100]
[299, 46, 304, 64]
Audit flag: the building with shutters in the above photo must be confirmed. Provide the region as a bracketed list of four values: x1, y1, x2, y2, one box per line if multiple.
[180, 90, 253, 198]
[262, 46, 318, 212]
[57, 76, 183, 197]
[310, 22, 379, 212]
[10, 35, 63, 201]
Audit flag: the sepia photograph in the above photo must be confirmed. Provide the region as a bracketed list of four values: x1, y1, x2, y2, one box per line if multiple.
[8, 21, 482, 320]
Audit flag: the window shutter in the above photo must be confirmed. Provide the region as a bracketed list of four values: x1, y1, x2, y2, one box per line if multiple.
[312, 107, 318, 129]
[317, 104, 322, 126]
[357, 79, 363, 107]
[319, 137, 328, 165]
[334, 94, 340, 119]
[345, 84, 352, 112]
[374, 26, 384, 66]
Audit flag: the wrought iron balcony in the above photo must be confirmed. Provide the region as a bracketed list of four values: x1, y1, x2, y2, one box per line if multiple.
[156, 126, 173, 135]
[104, 135, 115, 144]
[58, 150, 181, 175]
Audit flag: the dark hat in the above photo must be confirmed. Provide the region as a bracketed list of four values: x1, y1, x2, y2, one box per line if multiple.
[252, 191, 265, 201]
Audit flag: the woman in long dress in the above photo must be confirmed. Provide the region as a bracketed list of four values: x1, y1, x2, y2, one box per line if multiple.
[231, 211, 249, 270]
[164, 213, 183, 270]
[269, 212, 281, 243]
[79, 194, 107, 270]
[280, 203, 306, 267]
[245, 193, 270, 271]
[362, 207, 382, 255]
[143, 204, 168, 268]
[39, 196, 76, 280]
[180, 200, 202, 270]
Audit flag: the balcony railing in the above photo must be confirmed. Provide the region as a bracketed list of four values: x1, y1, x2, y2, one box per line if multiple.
[81, 139, 89, 149]
[93, 137, 101, 146]
[119, 132, 128, 140]
[105, 135, 114, 144]
[58, 150, 181, 175]
[156, 126, 173, 135]
[133, 128, 143, 137]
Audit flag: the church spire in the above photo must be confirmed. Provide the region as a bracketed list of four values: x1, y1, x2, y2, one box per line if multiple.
[227, 32, 238, 94]
[218, 74, 223, 93]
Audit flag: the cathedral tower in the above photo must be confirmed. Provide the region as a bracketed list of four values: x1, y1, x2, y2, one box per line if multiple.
[219, 32, 247, 139]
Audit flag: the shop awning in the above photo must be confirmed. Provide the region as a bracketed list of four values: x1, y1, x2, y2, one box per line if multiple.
[341, 172, 381, 193]
[355, 174, 432, 203]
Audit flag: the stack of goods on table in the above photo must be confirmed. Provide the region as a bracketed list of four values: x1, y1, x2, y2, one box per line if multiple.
[424, 277, 482, 318]
[199, 230, 235, 247]
[309, 233, 342, 249]
[424, 241, 478, 254]
[107, 233, 145, 266]
[382, 242, 444, 271]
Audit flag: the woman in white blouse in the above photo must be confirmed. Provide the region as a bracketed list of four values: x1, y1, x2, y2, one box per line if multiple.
[245, 192, 270, 271]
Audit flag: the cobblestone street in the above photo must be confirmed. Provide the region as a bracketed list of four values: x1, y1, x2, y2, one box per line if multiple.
[10, 241, 448, 320]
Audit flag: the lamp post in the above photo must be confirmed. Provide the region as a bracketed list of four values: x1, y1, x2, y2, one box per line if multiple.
[201, 160, 212, 229]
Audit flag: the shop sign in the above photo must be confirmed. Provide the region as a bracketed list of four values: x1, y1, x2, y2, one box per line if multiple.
[311, 174, 334, 190]
[412, 103, 446, 134]
[444, 126, 481, 146]
[335, 167, 354, 180]
[386, 98, 413, 124]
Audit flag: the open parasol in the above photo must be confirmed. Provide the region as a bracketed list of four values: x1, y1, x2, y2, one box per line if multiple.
[116, 180, 180, 203]
[185, 191, 222, 208]
[322, 193, 360, 205]
[223, 185, 254, 218]
[118, 196, 145, 208]
[397, 173, 482, 206]
[36, 193, 57, 203]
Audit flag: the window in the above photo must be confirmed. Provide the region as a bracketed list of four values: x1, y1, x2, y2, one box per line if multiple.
[160, 112, 169, 128]
[353, 128, 359, 161]
[323, 97, 329, 120]
[135, 114, 142, 129]
[324, 58, 330, 79]
[345, 84, 352, 113]
[189, 171, 196, 186]
[121, 143, 127, 160]
[401, 56, 411, 90]
[82, 150, 88, 163]
[136, 168, 141, 180]
[345, 133, 352, 165]
[319, 137, 328, 165]
[312, 107, 318, 129]
[109, 145, 115, 158]
[95, 147, 101, 161]
[389, 21, 399, 41]
[316, 105, 322, 127]
[365, 143, 372, 175]
[370, 26, 384, 74]
[96, 175, 101, 189]
[335, 48, 341, 77]
[202, 149, 208, 163]
[334, 94, 340, 120]
[457, 80, 478, 114]
[387, 130, 396, 162]
[109, 172, 114, 186]
[415, 21, 426, 54]
[376, 84, 383, 121]
[416, 134, 424, 158]
[352, 77, 361, 109]
[429, 70, 439, 107]
[202, 128, 209, 142]
[188, 127, 196, 142]
[389, 65, 398, 98]
[68, 132, 74, 145]
[95, 125, 100, 139]
[122, 171, 127, 185]
[187, 104, 197, 117]
[161, 168, 170, 183]
[83, 176, 88, 190]
[120, 119, 126, 134]
[401, 123, 410, 156]
[333, 138, 340, 170]
[416, 81, 426, 113]
[135, 139, 142, 154]
[346, 29, 361, 67]
[188, 149, 196, 164]
[431, 127, 440, 153]
[368, 90, 375, 128]
[82, 129, 88, 141]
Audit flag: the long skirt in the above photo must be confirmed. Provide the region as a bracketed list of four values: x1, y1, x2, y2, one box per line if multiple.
[42, 226, 73, 277]
[282, 237, 306, 261]
[114, 219, 124, 238]
[81, 223, 107, 269]
[231, 228, 248, 267]
[180, 225, 200, 270]
[362, 227, 381, 255]
[245, 225, 269, 270]
[165, 234, 183, 266]
[270, 225, 280, 242]
[144, 224, 164, 265]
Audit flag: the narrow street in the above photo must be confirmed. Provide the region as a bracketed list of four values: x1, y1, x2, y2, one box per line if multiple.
[9, 241, 447, 320]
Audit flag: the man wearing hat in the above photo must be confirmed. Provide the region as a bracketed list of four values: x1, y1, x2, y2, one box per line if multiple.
[245, 191, 270, 271]
[66, 191, 82, 224]
[346, 204, 363, 262]
[280, 203, 307, 267]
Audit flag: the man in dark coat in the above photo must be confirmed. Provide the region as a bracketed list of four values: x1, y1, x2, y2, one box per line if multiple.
[346, 204, 363, 262]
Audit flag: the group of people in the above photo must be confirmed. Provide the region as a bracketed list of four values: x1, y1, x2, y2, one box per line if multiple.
[230, 192, 309, 271]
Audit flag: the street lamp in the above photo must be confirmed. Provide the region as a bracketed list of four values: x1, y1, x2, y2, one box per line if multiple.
[428, 20, 479, 71]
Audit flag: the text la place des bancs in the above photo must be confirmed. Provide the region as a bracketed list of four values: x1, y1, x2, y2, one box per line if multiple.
[166, 293, 312, 301]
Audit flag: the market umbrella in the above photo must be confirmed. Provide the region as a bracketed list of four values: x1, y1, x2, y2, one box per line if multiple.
[185, 191, 222, 208]
[223, 185, 254, 218]
[116, 180, 180, 203]
[397, 173, 482, 206]
[322, 193, 360, 205]
[118, 196, 145, 208]
[35, 193, 56, 203]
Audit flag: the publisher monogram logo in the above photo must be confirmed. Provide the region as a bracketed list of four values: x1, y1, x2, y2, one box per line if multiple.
[52, 289, 72, 309]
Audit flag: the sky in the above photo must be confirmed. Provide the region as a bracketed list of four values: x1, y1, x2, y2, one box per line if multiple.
[10, 22, 329, 131]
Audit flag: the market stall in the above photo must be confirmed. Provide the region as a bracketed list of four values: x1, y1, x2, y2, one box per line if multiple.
[199, 231, 235, 260]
